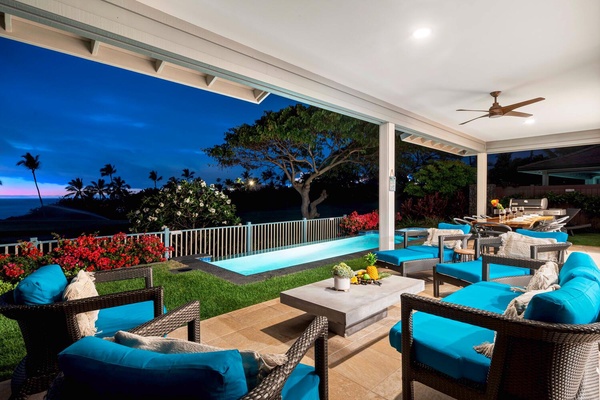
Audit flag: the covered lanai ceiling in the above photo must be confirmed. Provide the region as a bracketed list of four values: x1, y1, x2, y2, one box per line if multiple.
[1, 0, 599, 155]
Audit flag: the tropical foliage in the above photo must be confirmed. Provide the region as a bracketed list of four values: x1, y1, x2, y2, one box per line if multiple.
[0, 233, 169, 285]
[128, 178, 241, 232]
[16, 152, 43, 208]
[339, 210, 402, 235]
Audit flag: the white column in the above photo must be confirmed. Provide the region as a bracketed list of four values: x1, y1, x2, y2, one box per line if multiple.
[379, 122, 395, 251]
[477, 153, 488, 217]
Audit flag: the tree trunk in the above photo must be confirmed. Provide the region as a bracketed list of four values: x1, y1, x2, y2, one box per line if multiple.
[32, 171, 44, 208]
[297, 182, 328, 219]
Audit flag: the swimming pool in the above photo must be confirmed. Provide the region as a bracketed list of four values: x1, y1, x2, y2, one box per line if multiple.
[209, 232, 406, 276]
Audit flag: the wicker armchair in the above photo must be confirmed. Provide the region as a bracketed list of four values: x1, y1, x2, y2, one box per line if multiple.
[401, 254, 600, 399]
[433, 235, 572, 297]
[45, 314, 329, 400]
[0, 265, 163, 399]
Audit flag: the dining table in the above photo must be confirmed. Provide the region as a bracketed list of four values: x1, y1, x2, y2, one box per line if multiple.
[475, 215, 555, 229]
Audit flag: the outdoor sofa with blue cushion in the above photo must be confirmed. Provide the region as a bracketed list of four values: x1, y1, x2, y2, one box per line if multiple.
[374, 222, 472, 277]
[433, 229, 572, 297]
[392, 252, 600, 399]
[45, 314, 329, 400]
[0, 264, 165, 399]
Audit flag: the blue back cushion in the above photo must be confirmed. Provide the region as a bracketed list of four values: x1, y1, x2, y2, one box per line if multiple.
[439, 222, 471, 234]
[524, 276, 600, 324]
[558, 252, 600, 286]
[13, 264, 67, 305]
[96, 301, 167, 338]
[281, 363, 320, 400]
[515, 229, 568, 243]
[58, 336, 248, 400]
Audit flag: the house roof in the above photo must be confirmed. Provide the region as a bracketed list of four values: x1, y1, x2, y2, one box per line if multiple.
[1, 0, 599, 155]
[518, 146, 600, 181]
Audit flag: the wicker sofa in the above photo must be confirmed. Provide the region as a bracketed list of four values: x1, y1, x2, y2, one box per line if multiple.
[393, 252, 600, 399]
[45, 314, 329, 400]
[0, 264, 164, 399]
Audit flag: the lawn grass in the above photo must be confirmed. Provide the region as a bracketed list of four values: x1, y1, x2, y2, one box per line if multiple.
[568, 232, 600, 247]
[0, 256, 366, 381]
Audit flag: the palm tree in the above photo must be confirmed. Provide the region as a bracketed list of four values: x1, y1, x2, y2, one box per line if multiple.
[100, 164, 117, 183]
[181, 168, 195, 181]
[17, 152, 43, 208]
[65, 178, 86, 199]
[87, 179, 108, 199]
[109, 176, 131, 199]
[149, 170, 163, 189]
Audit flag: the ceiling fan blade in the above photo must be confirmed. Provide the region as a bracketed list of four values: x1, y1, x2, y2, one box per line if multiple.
[501, 97, 545, 113]
[504, 111, 532, 118]
[456, 109, 489, 112]
[459, 114, 489, 125]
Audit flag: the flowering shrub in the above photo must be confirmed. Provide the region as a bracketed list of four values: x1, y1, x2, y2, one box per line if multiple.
[0, 233, 170, 285]
[339, 210, 402, 235]
[129, 179, 241, 232]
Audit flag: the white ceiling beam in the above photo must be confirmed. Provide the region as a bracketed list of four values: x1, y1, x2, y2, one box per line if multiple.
[154, 59, 165, 74]
[2, 12, 12, 32]
[205, 74, 217, 87]
[486, 129, 600, 154]
[89, 38, 100, 55]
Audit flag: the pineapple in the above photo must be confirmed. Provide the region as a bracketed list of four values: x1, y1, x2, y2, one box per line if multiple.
[364, 252, 379, 280]
[366, 265, 379, 280]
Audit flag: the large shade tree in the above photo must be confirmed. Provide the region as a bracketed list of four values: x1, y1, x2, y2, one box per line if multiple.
[205, 104, 379, 219]
[17, 152, 44, 208]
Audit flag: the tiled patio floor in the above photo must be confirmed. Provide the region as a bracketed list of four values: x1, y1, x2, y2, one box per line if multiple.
[2, 246, 599, 400]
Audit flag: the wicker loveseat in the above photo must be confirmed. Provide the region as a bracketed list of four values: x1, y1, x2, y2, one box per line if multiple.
[393, 252, 600, 399]
[0, 264, 164, 399]
[45, 314, 329, 400]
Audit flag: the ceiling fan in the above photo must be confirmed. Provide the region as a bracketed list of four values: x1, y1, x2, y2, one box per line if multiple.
[457, 91, 545, 125]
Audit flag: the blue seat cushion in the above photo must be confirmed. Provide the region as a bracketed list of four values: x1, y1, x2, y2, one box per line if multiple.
[58, 336, 248, 400]
[408, 245, 454, 261]
[96, 301, 167, 338]
[515, 229, 568, 243]
[281, 363, 320, 400]
[13, 264, 68, 305]
[374, 249, 433, 265]
[524, 276, 600, 324]
[439, 222, 471, 234]
[436, 260, 531, 283]
[558, 252, 600, 286]
[390, 281, 519, 383]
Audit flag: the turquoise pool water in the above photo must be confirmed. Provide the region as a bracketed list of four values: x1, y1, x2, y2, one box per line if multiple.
[210, 232, 405, 276]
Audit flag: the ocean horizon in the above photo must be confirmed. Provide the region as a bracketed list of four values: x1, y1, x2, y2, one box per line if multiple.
[0, 197, 61, 220]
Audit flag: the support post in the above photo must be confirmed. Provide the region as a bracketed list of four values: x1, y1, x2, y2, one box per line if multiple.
[379, 122, 395, 251]
[477, 153, 488, 217]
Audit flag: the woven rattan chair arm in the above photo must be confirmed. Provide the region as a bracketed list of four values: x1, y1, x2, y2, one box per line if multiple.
[92, 265, 153, 287]
[241, 315, 329, 400]
[482, 254, 547, 270]
[129, 300, 200, 342]
[401, 293, 600, 343]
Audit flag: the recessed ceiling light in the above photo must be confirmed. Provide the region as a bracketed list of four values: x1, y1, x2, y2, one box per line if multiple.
[524, 118, 535, 125]
[413, 28, 431, 39]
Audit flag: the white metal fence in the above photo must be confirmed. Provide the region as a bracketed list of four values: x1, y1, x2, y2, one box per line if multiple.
[1, 216, 346, 261]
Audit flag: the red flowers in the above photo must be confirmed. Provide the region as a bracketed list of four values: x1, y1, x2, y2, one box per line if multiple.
[339, 210, 402, 236]
[0, 233, 172, 285]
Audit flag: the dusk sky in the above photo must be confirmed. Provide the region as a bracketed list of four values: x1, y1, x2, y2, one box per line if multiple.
[0, 37, 302, 197]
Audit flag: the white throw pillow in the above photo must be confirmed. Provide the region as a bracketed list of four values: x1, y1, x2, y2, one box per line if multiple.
[63, 270, 99, 337]
[424, 228, 464, 249]
[114, 330, 287, 390]
[497, 232, 558, 262]
[524, 261, 559, 291]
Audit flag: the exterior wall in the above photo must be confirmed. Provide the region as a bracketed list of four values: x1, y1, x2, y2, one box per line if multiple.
[495, 184, 600, 198]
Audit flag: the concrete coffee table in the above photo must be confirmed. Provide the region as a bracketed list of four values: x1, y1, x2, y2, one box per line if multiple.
[280, 275, 424, 336]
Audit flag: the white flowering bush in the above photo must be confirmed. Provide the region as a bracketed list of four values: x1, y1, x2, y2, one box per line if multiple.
[128, 179, 241, 232]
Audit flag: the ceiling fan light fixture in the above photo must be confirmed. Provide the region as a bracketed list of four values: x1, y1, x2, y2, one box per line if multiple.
[524, 118, 536, 125]
[412, 28, 431, 39]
